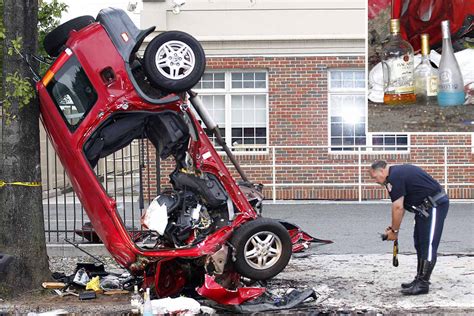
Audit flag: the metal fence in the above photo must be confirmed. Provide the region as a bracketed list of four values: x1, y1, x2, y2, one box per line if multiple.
[41, 143, 474, 243]
[42, 135, 159, 243]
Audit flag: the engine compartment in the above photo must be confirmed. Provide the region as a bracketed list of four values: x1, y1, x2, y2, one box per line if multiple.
[140, 170, 233, 249]
[83, 110, 257, 250]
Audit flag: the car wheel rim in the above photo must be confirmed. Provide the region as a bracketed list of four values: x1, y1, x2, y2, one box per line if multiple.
[244, 231, 282, 270]
[155, 40, 196, 80]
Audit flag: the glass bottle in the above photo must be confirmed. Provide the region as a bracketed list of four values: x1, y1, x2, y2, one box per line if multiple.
[414, 34, 438, 105]
[382, 19, 416, 105]
[130, 285, 143, 314]
[437, 20, 465, 106]
[143, 287, 153, 316]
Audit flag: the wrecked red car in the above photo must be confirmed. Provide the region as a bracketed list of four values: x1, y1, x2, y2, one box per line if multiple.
[36, 8, 329, 302]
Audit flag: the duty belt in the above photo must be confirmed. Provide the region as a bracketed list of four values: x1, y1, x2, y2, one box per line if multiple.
[408, 190, 448, 218]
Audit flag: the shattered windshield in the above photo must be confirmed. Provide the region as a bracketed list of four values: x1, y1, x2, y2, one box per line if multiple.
[46, 55, 98, 130]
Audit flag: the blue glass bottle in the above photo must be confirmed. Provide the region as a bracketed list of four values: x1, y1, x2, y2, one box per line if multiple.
[437, 20, 465, 107]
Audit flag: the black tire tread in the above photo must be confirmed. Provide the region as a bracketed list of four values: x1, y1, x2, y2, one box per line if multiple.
[44, 15, 95, 57]
[230, 218, 292, 280]
[143, 30, 206, 92]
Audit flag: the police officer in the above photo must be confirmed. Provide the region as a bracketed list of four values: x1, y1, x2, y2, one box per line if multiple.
[369, 160, 449, 295]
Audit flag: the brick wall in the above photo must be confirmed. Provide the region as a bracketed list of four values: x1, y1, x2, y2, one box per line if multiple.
[142, 56, 474, 201]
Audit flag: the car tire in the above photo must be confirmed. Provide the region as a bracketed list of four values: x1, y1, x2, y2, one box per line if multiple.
[230, 218, 292, 280]
[44, 15, 96, 57]
[143, 31, 206, 93]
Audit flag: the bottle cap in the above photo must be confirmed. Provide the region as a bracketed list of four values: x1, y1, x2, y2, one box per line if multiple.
[390, 19, 400, 34]
[420, 34, 430, 56]
[441, 20, 451, 39]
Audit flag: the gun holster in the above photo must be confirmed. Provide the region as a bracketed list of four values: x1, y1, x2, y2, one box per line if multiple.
[410, 190, 447, 218]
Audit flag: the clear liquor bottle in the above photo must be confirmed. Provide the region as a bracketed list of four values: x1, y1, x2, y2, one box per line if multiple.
[143, 288, 153, 316]
[130, 285, 143, 314]
[414, 34, 438, 105]
[437, 20, 465, 106]
[382, 19, 416, 105]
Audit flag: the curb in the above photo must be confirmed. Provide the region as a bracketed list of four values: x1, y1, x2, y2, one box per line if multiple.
[47, 244, 110, 257]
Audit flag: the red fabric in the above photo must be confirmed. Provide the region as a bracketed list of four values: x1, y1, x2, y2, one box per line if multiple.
[392, 0, 474, 51]
[369, 0, 391, 19]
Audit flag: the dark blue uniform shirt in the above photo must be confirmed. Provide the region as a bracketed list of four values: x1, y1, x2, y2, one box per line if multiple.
[385, 164, 442, 208]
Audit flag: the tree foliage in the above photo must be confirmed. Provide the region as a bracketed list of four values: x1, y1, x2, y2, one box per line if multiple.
[0, 0, 68, 123]
[37, 0, 68, 65]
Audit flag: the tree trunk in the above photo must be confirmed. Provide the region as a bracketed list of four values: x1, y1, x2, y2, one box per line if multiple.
[0, 0, 50, 297]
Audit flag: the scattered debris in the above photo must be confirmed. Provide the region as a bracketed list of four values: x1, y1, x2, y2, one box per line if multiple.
[280, 220, 333, 252]
[72, 268, 90, 287]
[85, 276, 101, 292]
[100, 275, 121, 291]
[103, 290, 129, 295]
[151, 297, 202, 314]
[52, 289, 79, 297]
[45, 258, 320, 313]
[42, 282, 66, 289]
[196, 274, 266, 305]
[214, 288, 317, 313]
[78, 291, 96, 300]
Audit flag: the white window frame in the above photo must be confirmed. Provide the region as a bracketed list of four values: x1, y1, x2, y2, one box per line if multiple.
[367, 133, 410, 154]
[327, 68, 367, 153]
[472, 133, 474, 154]
[194, 70, 269, 155]
[327, 69, 410, 154]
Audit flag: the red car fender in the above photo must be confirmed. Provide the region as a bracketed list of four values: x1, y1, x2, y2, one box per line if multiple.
[196, 274, 266, 305]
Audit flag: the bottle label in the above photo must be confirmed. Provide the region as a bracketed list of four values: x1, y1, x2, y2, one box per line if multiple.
[439, 70, 462, 91]
[427, 76, 438, 96]
[386, 55, 414, 94]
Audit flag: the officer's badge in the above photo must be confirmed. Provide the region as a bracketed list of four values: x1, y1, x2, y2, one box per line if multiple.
[385, 182, 392, 192]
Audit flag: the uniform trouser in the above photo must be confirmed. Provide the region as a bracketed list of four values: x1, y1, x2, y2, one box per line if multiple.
[413, 200, 449, 264]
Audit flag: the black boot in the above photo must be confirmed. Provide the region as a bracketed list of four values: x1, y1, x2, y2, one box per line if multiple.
[401, 257, 421, 289]
[401, 260, 434, 295]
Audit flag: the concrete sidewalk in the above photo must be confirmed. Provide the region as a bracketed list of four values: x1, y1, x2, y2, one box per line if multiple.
[277, 253, 474, 313]
[1, 253, 472, 314]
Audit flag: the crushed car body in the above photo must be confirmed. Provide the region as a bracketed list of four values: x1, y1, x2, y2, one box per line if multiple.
[36, 7, 331, 303]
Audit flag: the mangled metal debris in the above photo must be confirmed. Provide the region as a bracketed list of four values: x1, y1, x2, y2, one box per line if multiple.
[37, 7, 332, 307]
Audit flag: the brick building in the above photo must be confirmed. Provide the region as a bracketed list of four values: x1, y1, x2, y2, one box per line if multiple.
[137, 1, 473, 201]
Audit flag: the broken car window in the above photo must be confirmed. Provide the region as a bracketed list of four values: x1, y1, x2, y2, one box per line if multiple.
[47, 55, 98, 130]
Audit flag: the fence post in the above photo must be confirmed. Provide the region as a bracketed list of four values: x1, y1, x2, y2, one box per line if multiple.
[444, 146, 448, 193]
[358, 146, 362, 202]
[272, 147, 276, 203]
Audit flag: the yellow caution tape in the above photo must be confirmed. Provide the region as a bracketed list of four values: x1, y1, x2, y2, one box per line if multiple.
[0, 180, 42, 188]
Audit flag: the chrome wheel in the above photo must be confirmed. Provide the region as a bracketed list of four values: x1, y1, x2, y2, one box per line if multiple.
[155, 40, 196, 80]
[244, 231, 282, 270]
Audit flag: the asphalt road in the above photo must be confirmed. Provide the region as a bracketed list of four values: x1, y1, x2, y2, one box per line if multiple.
[44, 201, 474, 254]
[263, 202, 474, 255]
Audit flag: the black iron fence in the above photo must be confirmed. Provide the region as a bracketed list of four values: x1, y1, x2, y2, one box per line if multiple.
[41, 130, 158, 243]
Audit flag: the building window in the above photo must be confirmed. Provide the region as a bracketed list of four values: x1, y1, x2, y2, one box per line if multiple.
[369, 133, 409, 152]
[328, 69, 408, 153]
[329, 69, 366, 151]
[194, 71, 268, 153]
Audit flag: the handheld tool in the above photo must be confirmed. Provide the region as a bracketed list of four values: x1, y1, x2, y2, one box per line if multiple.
[381, 233, 399, 267]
